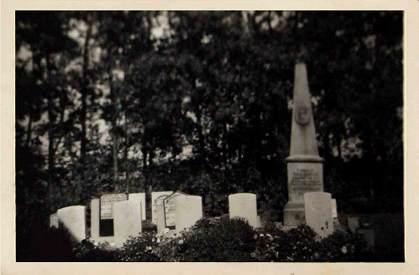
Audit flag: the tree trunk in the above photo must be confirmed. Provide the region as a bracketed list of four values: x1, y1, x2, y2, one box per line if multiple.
[80, 14, 93, 165]
[46, 54, 55, 210]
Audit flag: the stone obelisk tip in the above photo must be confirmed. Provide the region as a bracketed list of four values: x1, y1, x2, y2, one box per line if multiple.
[288, 63, 320, 159]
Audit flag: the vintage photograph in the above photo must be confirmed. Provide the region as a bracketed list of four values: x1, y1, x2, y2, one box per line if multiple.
[15, 11, 403, 262]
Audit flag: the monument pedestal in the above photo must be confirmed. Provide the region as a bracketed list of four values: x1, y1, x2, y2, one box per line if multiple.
[283, 201, 305, 226]
[283, 155, 324, 226]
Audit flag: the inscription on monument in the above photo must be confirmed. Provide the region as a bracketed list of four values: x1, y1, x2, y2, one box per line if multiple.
[100, 193, 128, 220]
[288, 162, 323, 202]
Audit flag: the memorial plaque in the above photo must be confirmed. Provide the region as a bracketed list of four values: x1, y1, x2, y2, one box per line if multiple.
[100, 193, 128, 220]
[287, 162, 323, 202]
[151, 191, 173, 224]
[99, 193, 128, 237]
[163, 192, 187, 228]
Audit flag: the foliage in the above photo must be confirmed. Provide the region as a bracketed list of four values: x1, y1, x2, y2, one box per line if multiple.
[67, 218, 370, 262]
[15, 11, 403, 260]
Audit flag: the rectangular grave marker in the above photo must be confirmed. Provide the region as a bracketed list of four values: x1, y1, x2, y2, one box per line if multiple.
[228, 193, 258, 228]
[57, 205, 86, 242]
[99, 193, 128, 236]
[113, 200, 142, 247]
[304, 192, 333, 238]
[175, 195, 203, 233]
[151, 191, 173, 224]
[163, 191, 187, 229]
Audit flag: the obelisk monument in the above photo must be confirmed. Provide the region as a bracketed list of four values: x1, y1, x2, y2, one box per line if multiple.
[283, 63, 324, 226]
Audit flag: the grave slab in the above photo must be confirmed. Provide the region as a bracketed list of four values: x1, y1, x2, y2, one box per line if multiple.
[175, 195, 203, 233]
[304, 192, 333, 238]
[228, 193, 257, 228]
[113, 200, 142, 247]
[57, 205, 86, 242]
[128, 192, 146, 221]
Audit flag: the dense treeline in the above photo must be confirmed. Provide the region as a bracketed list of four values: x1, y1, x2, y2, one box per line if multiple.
[16, 11, 402, 258]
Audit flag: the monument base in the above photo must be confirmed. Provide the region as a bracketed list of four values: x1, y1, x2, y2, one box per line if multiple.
[283, 201, 305, 226]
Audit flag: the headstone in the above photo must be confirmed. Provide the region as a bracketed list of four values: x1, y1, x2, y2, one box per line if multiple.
[90, 198, 100, 240]
[57, 205, 86, 242]
[331, 199, 338, 219]
[175, 195, 203, 233]
[128, 192, 146, 221]
[155, 202, 166, 234]
[151, 191, 173, 224]
[100, 193, 128, 236]
[49, 213, 59, 229]
[228, 193, 258, 228]
[304, 192, 333, 238]
[347, 215, 360, 233]
[113, 200, 142, 247]
[284, 63, 324, 226]
[256, 215, 262, 228]
[163, 191, 188, 229]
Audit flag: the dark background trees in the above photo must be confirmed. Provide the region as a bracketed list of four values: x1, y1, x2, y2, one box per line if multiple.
[15, 11, 403, 259]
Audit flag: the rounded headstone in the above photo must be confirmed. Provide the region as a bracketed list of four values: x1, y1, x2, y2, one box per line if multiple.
[57, 205, 86, 242]
[228, 193, 257, 227]
[175, 195, 203, 233]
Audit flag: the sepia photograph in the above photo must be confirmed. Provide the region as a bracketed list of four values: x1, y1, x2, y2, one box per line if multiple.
[14, 10, 404, 263]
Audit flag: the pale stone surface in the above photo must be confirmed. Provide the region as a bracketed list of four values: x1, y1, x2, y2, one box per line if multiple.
[304, 192, 334, 238]
[347, 216, 360, 233]
[289, 63, 319, 157]
[228, 193, 258, 227]
[49, 213, 59, 229]
[284, 63, 324, 227]
[128, 192, 146, 221]
[113, 200, 142, 247]
[100, 193, 128, 220]
[90, 199, 100, 240]
[90, 198, 114, 243]
[57, 205, 86, 242]
[175, 195, 203, 233]
[287, 162, 323, 202]
[156, 203, 166, 234]
[331, 199, 338, 218]
[151, 191, 173, 224]
[163, 191, 188, 228]
[256, 215, 262, 228]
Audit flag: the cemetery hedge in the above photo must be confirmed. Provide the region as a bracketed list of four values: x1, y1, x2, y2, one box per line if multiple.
[34, 218, 371, 262]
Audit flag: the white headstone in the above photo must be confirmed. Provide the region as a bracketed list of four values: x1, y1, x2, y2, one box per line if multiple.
[128, 192, 146, 221]
[228, 193, 258, 228]
[175, 195, 203, 233]
[304, 192, 334, 238]
[113, 200, 142, 247]
[164, 192, 187, 228]
[331, 198, 338, 219]
[151, 191, 173, 224]
[49, 213, 59, 229]
[90, 199, 100, 240]
[57, 205, 86, 242]
[156, 202, 166, 234]
[256, 215, 262, 228]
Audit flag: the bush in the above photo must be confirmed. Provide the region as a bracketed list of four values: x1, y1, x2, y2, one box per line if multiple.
[44, 218, 369, 262]
[162, 217, 256, 261]
[117, 232, 161, 261]
[73, 240, 119, 261]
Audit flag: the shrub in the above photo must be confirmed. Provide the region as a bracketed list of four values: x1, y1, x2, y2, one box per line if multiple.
[73, 240, 119, 261]
[117, 232, 160, 261]
[160, 217, 256, 261]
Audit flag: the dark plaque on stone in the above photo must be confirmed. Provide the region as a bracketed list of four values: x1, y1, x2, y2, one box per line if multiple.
[99, 193, 128, 236]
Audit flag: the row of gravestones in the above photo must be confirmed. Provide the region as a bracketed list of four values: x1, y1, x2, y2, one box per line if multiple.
[49, 191, 338, 247]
